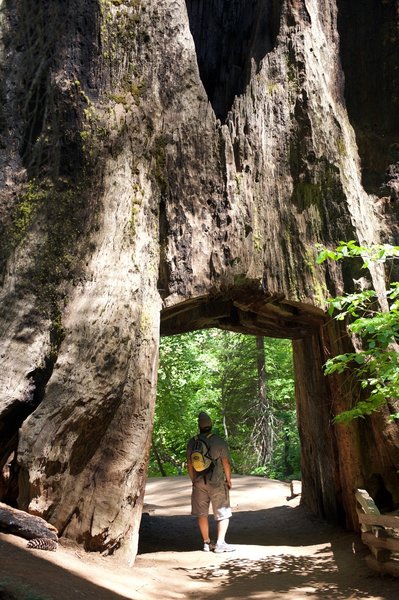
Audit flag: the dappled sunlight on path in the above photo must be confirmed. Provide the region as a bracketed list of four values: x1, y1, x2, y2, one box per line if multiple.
[0, 476, 397, 599]
[137, 476, 397, 599]
[176, 546, 371, 599]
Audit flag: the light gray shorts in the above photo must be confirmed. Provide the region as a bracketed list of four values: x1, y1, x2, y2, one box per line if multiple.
[191, 478, 232, 521]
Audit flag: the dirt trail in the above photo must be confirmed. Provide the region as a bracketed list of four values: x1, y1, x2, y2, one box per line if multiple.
[0, 476, 397, 599]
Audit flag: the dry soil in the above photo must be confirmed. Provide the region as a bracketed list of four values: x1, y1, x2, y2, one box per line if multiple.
[0, 476, 398, 599]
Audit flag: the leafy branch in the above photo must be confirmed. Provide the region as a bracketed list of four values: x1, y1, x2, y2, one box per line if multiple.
[317, 241, 399, 423]
[316, 240, 399, 269]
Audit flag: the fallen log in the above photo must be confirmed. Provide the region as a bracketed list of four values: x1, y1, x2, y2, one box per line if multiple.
[0, 502, 58, 542]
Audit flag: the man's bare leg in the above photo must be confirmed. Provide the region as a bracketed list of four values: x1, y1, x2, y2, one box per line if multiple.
[198, 516, 210, 543]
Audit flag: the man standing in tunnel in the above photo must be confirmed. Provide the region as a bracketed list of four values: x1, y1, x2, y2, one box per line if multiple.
[186, 411, 235, 553]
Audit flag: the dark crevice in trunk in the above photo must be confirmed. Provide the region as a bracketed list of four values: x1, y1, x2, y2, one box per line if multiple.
[157, 197, 171, 299]
[337, 0, 399, 197]
[0, 353, 57, 505]
[185, 0, 282, 121]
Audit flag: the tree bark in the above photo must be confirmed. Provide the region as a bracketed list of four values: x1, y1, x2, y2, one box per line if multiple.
[0, 0, 398, 563]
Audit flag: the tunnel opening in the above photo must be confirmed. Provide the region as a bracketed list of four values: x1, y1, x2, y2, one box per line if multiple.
[155, 290, 344, 521]
[185, 0, 282, 121]
[150, 329, 299, 482]
[139, 291, 342, 554]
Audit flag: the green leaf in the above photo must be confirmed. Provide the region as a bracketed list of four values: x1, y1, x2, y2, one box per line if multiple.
[317, 241, 399, 422]
[354, 354, 365, 364]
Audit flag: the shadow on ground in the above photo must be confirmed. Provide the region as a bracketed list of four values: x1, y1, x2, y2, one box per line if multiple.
[138, 499, 398, 600]
[139, 504, 342, 553]
[0, 537, 128, 600]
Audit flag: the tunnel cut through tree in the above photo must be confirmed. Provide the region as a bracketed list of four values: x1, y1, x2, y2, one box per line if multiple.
[151, 328, 299, 481]
[160, 291, 343, 523]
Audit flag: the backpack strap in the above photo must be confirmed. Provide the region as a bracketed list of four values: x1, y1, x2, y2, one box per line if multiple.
[196, 433, 214, 484]
[196, 432, 213, 451]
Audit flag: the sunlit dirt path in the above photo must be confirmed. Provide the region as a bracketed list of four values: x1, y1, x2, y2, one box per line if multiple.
[0, 476, 397, 599]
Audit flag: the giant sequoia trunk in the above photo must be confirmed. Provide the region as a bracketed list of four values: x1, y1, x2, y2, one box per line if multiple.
[0, 0, 398, 563]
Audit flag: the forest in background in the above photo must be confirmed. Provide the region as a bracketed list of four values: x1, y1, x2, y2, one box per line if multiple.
[150, 330, 300, 481]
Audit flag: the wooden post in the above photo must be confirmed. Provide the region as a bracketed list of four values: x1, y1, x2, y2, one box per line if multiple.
[355, 488, 399, 576]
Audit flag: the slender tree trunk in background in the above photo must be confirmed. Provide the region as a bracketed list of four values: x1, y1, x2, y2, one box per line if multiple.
[220, 374, 229, 440]
[283, 430, 290, 476]
[222, 411, 229, 441]
[253, 336, 274, 466]
[152, 444, 167, 477]
[256, 336, 267, 406]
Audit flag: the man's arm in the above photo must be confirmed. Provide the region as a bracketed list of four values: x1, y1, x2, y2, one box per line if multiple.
[221, 457, 232, 489]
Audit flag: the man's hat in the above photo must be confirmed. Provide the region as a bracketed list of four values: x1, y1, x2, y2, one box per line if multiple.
[198, 411, 212, 428]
